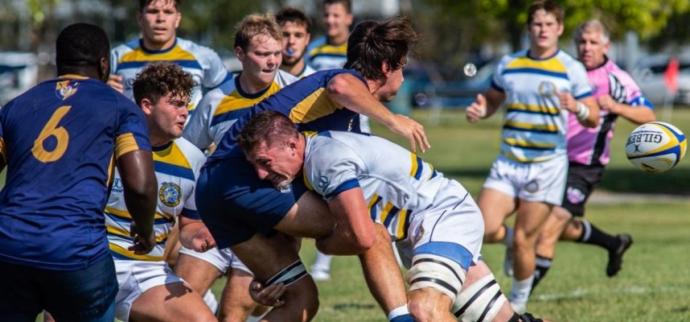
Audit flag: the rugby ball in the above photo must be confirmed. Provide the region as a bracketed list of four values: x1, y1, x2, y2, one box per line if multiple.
[625, 122, 686, 173]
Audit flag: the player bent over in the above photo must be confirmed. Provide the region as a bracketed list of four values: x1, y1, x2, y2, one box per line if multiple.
[191, 17, 428, 322]
[105, 62, 216, 322]
[239, 111, 545, 322]
[178, 14, 297, 321]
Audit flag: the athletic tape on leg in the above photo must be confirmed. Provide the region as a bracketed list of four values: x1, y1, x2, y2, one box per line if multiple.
[265, 260, 308, 287]
[407, 253, 466, 300]
[454, 275, 506, 322]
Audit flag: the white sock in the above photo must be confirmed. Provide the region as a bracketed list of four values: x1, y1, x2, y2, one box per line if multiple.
[202, 289, 219, 314]
[311, 251, 333, 272]
[387, 305, 412, 322]
[509, 275, 534, 313]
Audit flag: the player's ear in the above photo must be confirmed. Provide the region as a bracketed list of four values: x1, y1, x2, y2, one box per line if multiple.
[173, 10, 181, 29]
[140, 98, 154, 116]
[235, 46, 245, 61]
[99, 56, 110, 82]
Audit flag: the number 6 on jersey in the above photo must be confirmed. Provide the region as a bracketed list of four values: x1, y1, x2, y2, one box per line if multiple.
[32, 105, 71, 163]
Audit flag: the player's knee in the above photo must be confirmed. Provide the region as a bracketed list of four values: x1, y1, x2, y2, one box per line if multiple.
[454, 274, 507, 322]
[513, 227, 539, 247]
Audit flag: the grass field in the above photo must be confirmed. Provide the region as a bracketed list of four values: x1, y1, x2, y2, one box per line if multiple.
[212, 108, 690, 321]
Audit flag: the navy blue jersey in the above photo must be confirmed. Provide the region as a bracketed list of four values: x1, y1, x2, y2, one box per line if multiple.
[209, 69, 365, 161]
[0, 75, 151, 270]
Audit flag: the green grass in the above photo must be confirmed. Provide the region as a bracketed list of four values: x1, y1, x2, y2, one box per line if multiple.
[211, 109, 690, 321]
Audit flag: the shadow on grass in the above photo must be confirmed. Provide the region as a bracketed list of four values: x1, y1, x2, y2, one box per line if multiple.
[440, 167, 690, 195]
[332, 303, 377, 311]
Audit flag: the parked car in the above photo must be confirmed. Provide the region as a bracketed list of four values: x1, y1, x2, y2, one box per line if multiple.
[0, 52, 38, 106]
[630, 54, 690, 106]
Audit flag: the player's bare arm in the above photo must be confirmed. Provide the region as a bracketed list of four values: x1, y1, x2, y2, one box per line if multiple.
[466, 88, 506, 123]
[315, 187, 377, 255]
[598, 95, 656, 124]
[327, 73, 430, 153]
[117, 149, 157, 254]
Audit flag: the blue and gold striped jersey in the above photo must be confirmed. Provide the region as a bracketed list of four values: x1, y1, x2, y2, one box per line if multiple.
[0, 75, 151, 270]
[111, 37, 228, 112]
[183, 70, 297, 150]
[492, 50, 592, 162]
[307, 36, 347, 71]
[106, 138, 205, 261]
[209, 69, 366, 161]
[303, 131, 444, 241]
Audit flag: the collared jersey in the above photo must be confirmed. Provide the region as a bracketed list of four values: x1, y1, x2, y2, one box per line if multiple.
[0, 76, 151, 270]
[183, 70, 297, 150]
[492, 50, 592, 163]
[567, 58, 653, 166]
[106, 138, 205, 261]
[303, 131, 445, 241]
[111, 37, 228, 111]
[308, 36, 347, 71]
[210, 69, 366, 161]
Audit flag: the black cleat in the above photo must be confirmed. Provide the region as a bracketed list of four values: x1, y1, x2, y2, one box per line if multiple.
[519, 313, 543, 322]
[606, 234, 633, 277]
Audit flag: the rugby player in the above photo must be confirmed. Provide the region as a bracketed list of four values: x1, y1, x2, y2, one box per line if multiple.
[0, 23, 156, 322]
[109, 0, 228, 113]
[178, 13, 297, 321]
[531, 19, 654, 290]
[192, 17, 427, 322]
[106, 62, 216, 322]
[277, 7, 316, 78]
[465, 0, 599, 312]
[238, 111, 545, 322]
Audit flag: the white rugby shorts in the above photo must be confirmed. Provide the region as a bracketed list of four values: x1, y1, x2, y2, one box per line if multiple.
[114, 259, 184, 322]
[396, 179, 484, 269]
[483, 154, 568, 205]
[178, 246, 251, 274]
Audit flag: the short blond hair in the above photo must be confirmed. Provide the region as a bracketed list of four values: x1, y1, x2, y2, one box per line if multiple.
[234, 14, 282, 51]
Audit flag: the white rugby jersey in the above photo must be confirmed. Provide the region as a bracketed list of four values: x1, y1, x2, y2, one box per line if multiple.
[303, 131, 457, 241]
[111, 37, 228, 111]
[106, 138, 205, 261]
[183, 70, 298, 150]
[307, 36, 347, 71]
[492, 50, 592, 162]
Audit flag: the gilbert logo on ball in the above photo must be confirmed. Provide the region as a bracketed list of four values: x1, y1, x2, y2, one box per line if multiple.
[625, 121, 687, 173]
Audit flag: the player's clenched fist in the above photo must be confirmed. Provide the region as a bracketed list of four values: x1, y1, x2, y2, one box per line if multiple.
[466, 94, 487, 123]
[557, 91, 577, 113]
[107, 74, 124, 93]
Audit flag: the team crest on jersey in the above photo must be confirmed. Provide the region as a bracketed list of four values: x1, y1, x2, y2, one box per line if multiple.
[55, 80, 79, 100]
[159, 182, 182, 207]
[537, 81, 557, 97]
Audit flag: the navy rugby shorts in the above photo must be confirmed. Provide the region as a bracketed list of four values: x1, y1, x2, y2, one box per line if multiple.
[561, 162, 605, 217]
[197, 156, 308, 248]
